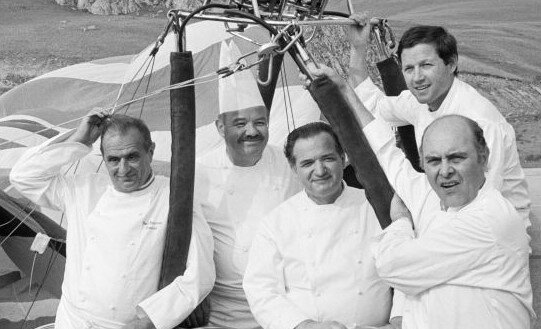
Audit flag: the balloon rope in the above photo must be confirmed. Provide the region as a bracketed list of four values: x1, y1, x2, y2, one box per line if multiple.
[0, 206, 37, 247]
[0, 72, 217, 148]
[1, 48, 261, 148]
[111, 54, 153, 112]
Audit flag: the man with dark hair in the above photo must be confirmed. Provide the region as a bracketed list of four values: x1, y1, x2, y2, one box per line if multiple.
[300, 65, 534, 329]
[348, 17, 531, 228]
[396, 25, 459, 76]
[243, 122, 400, 329]
[99, 114, 154, 154]
[10, 111, 215, 329]
[283, 122, 344, 166]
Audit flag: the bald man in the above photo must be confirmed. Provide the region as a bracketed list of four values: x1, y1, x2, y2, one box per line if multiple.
[348, 20, 531, 229]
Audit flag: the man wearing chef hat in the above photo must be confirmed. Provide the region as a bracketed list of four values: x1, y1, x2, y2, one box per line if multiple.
[194, 40, 302, 329]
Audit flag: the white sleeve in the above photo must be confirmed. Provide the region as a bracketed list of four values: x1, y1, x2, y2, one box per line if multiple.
[354, 78, 416, 126]
[9, 140, 91, 211]
[482, 121, 531, 228]
[389, 289, 405, 320]
[362, 119, 431, 218]
[374, 212, 495, 296]
[137, 204, 216, 329]
[243, 221, 311, 329]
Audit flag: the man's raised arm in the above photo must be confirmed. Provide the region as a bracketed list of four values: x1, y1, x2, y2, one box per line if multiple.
[301, 65, 430, 215]
[9, 109, 109, 210]
[347, 15, 414, 126]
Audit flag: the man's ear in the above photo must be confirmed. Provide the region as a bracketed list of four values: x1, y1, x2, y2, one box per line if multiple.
[215, 118, 225, 138]
[341, 153, 348, 169]
[448, 55, 458, 75]
[149, 142, 156, 161]
[481, 148, 490, 172]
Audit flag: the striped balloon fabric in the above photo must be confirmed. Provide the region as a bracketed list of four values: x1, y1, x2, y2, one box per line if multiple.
[0, 20, 320, 172]
[0, 20, 321, 328]
[0, 19, 322, 211]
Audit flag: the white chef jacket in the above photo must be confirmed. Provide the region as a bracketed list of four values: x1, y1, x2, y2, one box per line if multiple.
[10, 139, 216, 329]
[243, 186, 396, 329]
[355, 77, 531, 227]
[195, 144, 302, 329]
[364, 119, 535, 329]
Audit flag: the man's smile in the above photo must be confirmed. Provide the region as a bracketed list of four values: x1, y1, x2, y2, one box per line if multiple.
[440, 180, 459, 191]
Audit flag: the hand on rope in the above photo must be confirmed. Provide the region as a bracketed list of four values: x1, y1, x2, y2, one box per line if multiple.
[298, 62, 345, 89]
[348, 13, 395, 60]
[347, 13, 388, 87]
[347, 13, 387, 50]
[67, 108, 111, 147]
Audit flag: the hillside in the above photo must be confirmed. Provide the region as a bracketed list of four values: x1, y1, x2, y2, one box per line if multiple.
[333, 0, 541, 81]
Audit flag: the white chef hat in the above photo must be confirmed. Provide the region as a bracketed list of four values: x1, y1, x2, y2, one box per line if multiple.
[218, 40, 266, 114]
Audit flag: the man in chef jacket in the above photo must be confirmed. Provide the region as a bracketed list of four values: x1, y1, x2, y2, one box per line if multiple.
[348, 18, 531, 229]
[299, 64, 534, 329]
[194, 41, 302, 329]
[10, 112, 216, 329]
[243, 122, 401, 329]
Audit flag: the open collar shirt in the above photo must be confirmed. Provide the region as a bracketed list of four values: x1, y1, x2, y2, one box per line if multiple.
[10, 139, 215, 329]
[243, 186, 395, 329]
[195, 144, 302, 329]
[355, 77, 531, 227]
[364, 119, 534, 329]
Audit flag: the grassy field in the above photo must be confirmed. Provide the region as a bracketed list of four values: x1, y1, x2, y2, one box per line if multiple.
[0, 0, 166, 94]
[332, 0, 541, 80]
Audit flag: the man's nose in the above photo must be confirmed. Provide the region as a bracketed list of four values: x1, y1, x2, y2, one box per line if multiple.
[413, 67, 424, 82]
[440, 160, 454, 178]
[118, 158, 129, 174]
[314, 161, 327, 176]
[245, 122, 258, 136]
